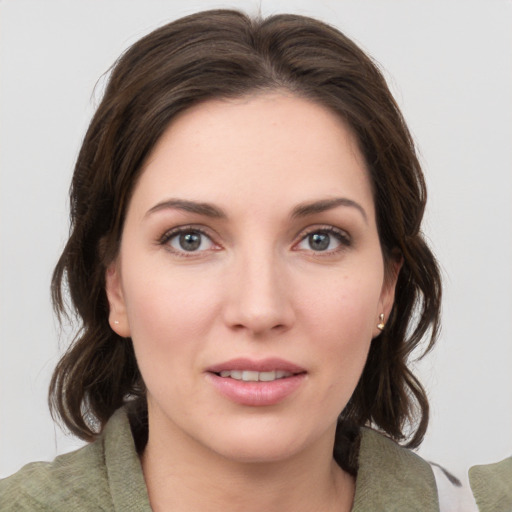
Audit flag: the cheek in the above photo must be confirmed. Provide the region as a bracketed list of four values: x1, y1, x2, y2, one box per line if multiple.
[302, 271, 382, 342]
[120, 259, 223, 379]
[298, 269, 382, 396]
[121, 270, 223, 409]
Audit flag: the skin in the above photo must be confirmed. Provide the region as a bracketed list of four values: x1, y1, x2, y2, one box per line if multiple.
[106, 93, 400, 512]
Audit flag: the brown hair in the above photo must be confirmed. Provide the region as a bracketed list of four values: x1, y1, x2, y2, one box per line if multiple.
[50, 9, 441, 470]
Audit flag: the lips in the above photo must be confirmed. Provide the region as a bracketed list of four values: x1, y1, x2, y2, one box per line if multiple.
[218, 370, 293, 382]
[206, 358, 306, 406]
[207, 357, 306, 375]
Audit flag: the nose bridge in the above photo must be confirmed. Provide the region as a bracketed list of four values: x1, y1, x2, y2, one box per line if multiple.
[224, 242, 293, 334]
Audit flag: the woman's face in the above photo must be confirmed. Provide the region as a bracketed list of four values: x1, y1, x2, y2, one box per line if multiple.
[106, 93, 398, 463]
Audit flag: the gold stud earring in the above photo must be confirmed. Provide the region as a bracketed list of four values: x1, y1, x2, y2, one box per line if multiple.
[377, 313, 385, 331]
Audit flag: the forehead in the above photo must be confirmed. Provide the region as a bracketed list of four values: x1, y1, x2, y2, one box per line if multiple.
[132, 93, 374, 219]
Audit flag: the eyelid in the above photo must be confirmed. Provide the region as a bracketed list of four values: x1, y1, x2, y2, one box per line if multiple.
[293, 225, 352, 252]
[157, 223, 351, 256]
[158, 224, 221, 256]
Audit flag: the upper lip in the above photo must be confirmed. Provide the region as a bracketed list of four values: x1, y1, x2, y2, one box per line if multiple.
[206, 357, 306, 374]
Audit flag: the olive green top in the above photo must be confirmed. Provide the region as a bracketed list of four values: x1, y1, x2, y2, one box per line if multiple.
[469, 456, 512, 512]
[0, 408, 440, 511]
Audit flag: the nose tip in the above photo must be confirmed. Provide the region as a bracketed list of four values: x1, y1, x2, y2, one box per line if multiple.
[230, 309, 289, 335]
[222, 259, 295, 336]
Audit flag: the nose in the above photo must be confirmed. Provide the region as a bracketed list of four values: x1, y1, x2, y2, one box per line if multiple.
[222, 249, 295, 337]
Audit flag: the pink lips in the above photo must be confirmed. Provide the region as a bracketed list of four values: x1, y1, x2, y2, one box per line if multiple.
[205, 358, 307, 407]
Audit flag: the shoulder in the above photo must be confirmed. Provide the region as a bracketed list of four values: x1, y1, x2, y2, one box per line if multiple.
[0, 408, 150, 511]
[354, 428, 479, 512]
[0, 438, 112, 511]
[469, 456, 512, 512]
[353, 428, 439, 511]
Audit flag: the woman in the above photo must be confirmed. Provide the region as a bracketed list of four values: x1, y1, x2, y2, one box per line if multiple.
[1, 8, 460, 511]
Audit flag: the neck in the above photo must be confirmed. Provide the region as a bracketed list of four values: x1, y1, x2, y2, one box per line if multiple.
[141, 416, 355, 512]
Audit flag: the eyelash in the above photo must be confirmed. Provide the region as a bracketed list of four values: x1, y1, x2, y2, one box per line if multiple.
[294, 225, 352, 254]
[158, 224, 352, 257]
[158, 225, 219, 257]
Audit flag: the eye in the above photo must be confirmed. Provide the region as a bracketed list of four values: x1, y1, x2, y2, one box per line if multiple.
[295, 227, 350, 253]
[162, 228, 216, 254]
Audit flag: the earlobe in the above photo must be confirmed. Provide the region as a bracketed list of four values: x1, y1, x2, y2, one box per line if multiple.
[105, 262, 131, 337]
[373, 253, 403, 338]
[376, 313, 385, 331]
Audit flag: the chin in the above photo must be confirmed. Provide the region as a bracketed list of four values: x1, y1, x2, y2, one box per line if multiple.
[200, 419, 331, 465]
[214, 437, 305, 464]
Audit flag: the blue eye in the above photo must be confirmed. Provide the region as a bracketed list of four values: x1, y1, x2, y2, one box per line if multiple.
[166, 229, 215, 253]
[307, 232, 331, 251]
[296, 228, 350, 252]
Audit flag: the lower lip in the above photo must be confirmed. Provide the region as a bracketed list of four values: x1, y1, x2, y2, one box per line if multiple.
[206, 372, 306, 406]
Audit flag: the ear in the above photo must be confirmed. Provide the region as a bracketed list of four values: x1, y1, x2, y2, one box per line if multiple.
[373, 251, 403, 338]
[105, 261, 131, 337]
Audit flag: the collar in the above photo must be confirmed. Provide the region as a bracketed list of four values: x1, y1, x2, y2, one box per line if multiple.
[103, 408, 152, 511]
[102, 409, 439, 511]
[352, 428, 439, 511]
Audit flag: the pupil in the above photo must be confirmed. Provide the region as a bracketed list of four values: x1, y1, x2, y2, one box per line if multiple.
[179, 232, 201, 251]
[309, 233, 329, 251]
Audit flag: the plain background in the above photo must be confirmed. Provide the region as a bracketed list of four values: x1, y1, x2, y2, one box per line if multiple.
[1, 0, 511, 480]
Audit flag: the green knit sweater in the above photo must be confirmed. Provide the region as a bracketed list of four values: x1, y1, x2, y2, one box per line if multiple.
[0, 408, 442, 511]
[469, 456, 512, 512]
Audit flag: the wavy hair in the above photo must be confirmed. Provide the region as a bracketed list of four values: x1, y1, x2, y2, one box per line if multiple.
[50, 9, 441, 473]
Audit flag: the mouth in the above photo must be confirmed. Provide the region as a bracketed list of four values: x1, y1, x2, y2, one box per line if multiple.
[216, 370, 295, 382]
[205, 358, 307, 406]
[207, 357, 306, 380]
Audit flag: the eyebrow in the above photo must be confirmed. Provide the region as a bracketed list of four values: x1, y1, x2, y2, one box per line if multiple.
[145, 199, 227, 219]
[145, 197, 367, 223]
[291, 197, 368, 223]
